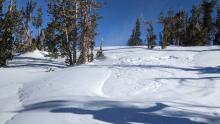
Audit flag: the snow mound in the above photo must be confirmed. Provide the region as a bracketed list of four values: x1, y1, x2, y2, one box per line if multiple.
[19, 67, 111, 105]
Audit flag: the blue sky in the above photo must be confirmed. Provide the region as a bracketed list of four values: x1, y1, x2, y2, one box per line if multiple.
[14, 0, 220, 46]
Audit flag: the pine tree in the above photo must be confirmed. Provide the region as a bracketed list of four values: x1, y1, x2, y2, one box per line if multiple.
[45, 20, 58, 58]
[0, 0, 5, 66]
[78, 0, 100, 64]
[48, 0, 78, 65]
[78, 0, 90, 64]
[0, 0, 22, 66]
[173, 10, 187, 46]
[214, 7, 220, 45]
[128, 18, 143, 46]
[186, 5, 205, 46]
[159, 32, 163, 46]
[48, 0, 100, 65]
[33, 7, 44, 50]
[167, 9, 175, 45]
[23, 0, 36, 49]
[158, 12, 170, 49]
[145, 21, 156, 49]
[201, 0, 216, 45]
[89, 10, 99, 62]
[96, 39, 104, 59]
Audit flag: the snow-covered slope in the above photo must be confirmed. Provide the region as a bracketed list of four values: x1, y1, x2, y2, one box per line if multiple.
[0, 46, 220, 124]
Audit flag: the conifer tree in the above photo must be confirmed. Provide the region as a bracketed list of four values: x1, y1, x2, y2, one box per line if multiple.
[48, 0, 100, 65]
[186, 5, 205, 46]
[173, 10, 187, 46]
[78, 0, 100, 64]
[167, 9, 175, 45]
[145, 21, 156, 49]
[33, 7, 44, 50]
[89, 10, 99, 62]
[45, 20, 58, 58]
[158, 12, 170, 49]
[0, 0, 22, 66]
[0, 0, 5, 66]
[23, 0, 36, 49]
[48, 0, 79, 65]
[214, 7, 220, 45]
[128, 18, 143, 46]
[201, 0, 217, 45]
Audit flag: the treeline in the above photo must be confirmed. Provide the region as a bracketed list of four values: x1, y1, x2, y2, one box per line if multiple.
[128, 0, 220, 49]
[0, 0, 101, 67]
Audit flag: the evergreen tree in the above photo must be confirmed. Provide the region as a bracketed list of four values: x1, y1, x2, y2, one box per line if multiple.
[167, 9, 175, 45]
[158, 12, 170, 49]
[173, 10, 187, 46]
[214, 7, 220, 45]
[0, 0, 22, 66]
[78, 0, 100, 64]
[23, 0, 36, 49]
[89, 10, 99, 62]
[159, 32, 163, 46]
[33, 7, 44, 50]
[0, 0, 5, 66]
[201, 0, 217, 45]
[128, 18, 143, 46]
[186, 5, 205, 46]
[48, 0, 79, 65]
[48, 0, 100, 65]
[96, 39, 104, 59]
[45, 20, 58, 58]
[145, 21, 156, 49]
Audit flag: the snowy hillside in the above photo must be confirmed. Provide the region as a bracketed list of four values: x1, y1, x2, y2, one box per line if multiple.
[0, 46, 220, 124]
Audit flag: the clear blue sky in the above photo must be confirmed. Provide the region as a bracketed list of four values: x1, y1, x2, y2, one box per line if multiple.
[15, 0, 220, 46]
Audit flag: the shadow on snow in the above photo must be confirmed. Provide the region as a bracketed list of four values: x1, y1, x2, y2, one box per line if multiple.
[14, 100, 220, 124]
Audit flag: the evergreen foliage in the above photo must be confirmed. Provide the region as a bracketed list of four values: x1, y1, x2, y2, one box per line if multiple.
[0, 0, 22, 66]
[128, 18, 143, 46]
[145, 21, 156, 49]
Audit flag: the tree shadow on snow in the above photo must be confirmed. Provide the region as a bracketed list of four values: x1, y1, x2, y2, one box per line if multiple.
[15, 100, 220, 124]
[50, 103, 211, 124]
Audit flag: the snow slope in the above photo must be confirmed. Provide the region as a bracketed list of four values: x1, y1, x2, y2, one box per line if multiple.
[0, 46, 220, 124]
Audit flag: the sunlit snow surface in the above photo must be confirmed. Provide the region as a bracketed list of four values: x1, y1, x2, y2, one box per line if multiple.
[1, 46, 220, 124]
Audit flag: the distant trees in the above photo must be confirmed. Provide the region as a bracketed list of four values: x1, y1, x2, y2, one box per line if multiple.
[128, 18, 143, 46]
[158, 0, 218, 49]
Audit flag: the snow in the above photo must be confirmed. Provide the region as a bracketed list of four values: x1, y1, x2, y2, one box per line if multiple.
[0, 46, 220, 124]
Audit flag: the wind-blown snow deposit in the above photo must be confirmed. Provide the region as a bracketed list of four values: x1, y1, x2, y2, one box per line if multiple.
[1, 46, 220, 124]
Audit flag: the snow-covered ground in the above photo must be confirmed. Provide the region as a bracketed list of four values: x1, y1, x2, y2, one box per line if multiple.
[0, 46, 220, 124]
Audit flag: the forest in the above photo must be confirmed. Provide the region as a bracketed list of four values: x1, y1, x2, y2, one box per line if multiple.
[0, 0, 220, 67]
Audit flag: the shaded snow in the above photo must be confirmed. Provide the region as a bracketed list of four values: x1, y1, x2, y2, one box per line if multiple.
[0, 46, 220, 124]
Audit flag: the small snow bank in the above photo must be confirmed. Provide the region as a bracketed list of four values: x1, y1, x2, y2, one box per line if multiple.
[19, 50, 48, 59]
[19, 66, 111, 105]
